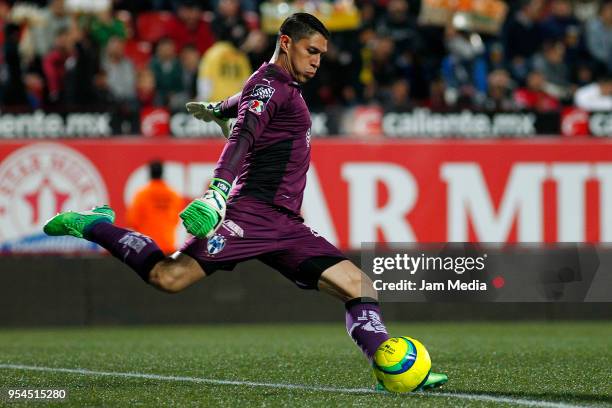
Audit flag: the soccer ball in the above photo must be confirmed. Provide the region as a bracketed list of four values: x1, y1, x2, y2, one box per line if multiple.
[372, 336, 432, 393]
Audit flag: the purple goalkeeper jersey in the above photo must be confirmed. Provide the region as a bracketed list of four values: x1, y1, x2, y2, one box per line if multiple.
[213, 62, 312, 215]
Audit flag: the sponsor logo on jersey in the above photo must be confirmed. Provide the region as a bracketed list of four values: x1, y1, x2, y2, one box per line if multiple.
[248, 100, 265, 115]
[252, 84, 275, 102]
[207, 234, 226, 255]
[248, 84, 275, 115]
[309, 226, 320, 237]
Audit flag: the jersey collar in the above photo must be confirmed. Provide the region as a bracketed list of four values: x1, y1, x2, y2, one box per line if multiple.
[262, 62, 299, 86]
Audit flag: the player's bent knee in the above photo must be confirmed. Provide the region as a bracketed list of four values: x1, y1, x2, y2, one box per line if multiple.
[319, 260, 378, 302]
[149, 266, 181, 294]
[148, 254, 206, 294]
[157, 273, 183, 294]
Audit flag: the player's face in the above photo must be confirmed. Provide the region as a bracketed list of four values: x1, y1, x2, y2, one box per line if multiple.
[287, 33, 327, 83]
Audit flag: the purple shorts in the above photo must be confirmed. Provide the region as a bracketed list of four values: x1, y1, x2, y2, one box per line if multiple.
[180, 197, 347, 289]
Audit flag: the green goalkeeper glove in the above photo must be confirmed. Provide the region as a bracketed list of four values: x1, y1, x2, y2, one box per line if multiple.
[185, 101, 232, 139]
[180, 178, 231, 239]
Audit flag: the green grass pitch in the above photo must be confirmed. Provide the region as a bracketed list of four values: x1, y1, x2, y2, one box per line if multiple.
[0, 322, 610, 407]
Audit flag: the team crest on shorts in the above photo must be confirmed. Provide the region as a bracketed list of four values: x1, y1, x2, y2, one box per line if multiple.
[207, 234, 226, 255]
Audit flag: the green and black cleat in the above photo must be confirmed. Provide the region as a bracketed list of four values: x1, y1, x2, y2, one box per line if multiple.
[416, 372, 448, 391]
[375, 371, 448, 393]
[43, 205, 115, 239]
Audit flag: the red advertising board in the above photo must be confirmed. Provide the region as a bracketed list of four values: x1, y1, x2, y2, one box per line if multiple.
[2, 139, 612, 252]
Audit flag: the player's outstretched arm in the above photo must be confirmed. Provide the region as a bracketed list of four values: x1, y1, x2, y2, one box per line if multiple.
[185, 93, 241, 139]
[185, 101, 232, 138]
[217, 92, 241, 118]
[181, 74, 285, 238]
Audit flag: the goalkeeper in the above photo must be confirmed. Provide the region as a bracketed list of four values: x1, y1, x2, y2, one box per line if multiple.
[44, 13, 446, 390]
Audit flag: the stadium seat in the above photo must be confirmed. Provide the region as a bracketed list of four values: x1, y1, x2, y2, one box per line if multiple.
[136, 11, 173, 43]
[124, 40, 152, 70]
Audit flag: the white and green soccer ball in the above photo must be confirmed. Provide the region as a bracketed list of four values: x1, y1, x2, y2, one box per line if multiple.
[373, 336, 432, 393]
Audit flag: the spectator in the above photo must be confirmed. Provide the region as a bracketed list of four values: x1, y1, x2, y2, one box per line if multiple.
[102, 36, 136, 102]
[304, 42, 344, 108]
[360, 35, 397, 103]
[382, 78, 413, 112]
[502, 0, 544, 80]
[2, 22, 28, 107]
[574, 63, 594, 87]
[539, 0, 579, 41]
[30, 0, 74, 58]
[42, 27, 74, 104]
[126, 160, 184, 255]
[441, 24, 487, 107]
[209, 0, 257, 13]
[5, 0, 609, 117]
[196, 33, 251, 102]
[211, 0, 248, 48]
[136, 69, 157, 107]
[0, 0, 8, 30]
[574, 78, 612, 111]
[87, 6, 127, 49]
[341, 85, 359, 107]
[64, 29, 99, 106]
[172, 44, 200, 108]
[424, 76, 450, 110]
[532, 40, 570, 99]
[513, 70, 560, 111]
[395, 47, 421, 97]
[487, 42, 506, 72]
[241, 29, 272, 71]
[563, 25, 584, 78]
[356, 1, 378, 31]
[168, 0, 215, 54]
[375, 0, 422, 55]
[150, 37, 183, 107]
[24, 73, 44, 108]
[507, 50, 532, 87]
[481, 69, 517, 112]
[0, 3, 6, 43]
[92, 70, 114, 105]
[103, 36, 138, 132]
[585, 0, 612, 74]
[329, 26, 375, 106]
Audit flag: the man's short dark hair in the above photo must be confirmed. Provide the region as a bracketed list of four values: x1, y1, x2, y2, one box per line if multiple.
[279, 13, 330, 42]
[149, 160, 163, 180]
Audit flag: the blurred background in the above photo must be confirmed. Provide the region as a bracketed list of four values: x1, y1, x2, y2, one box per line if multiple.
[0, 0, 611, 325]
[0, 0, 611, 136]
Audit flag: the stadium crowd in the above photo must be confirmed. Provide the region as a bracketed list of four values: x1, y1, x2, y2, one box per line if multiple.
[0, 0, 611, 120]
